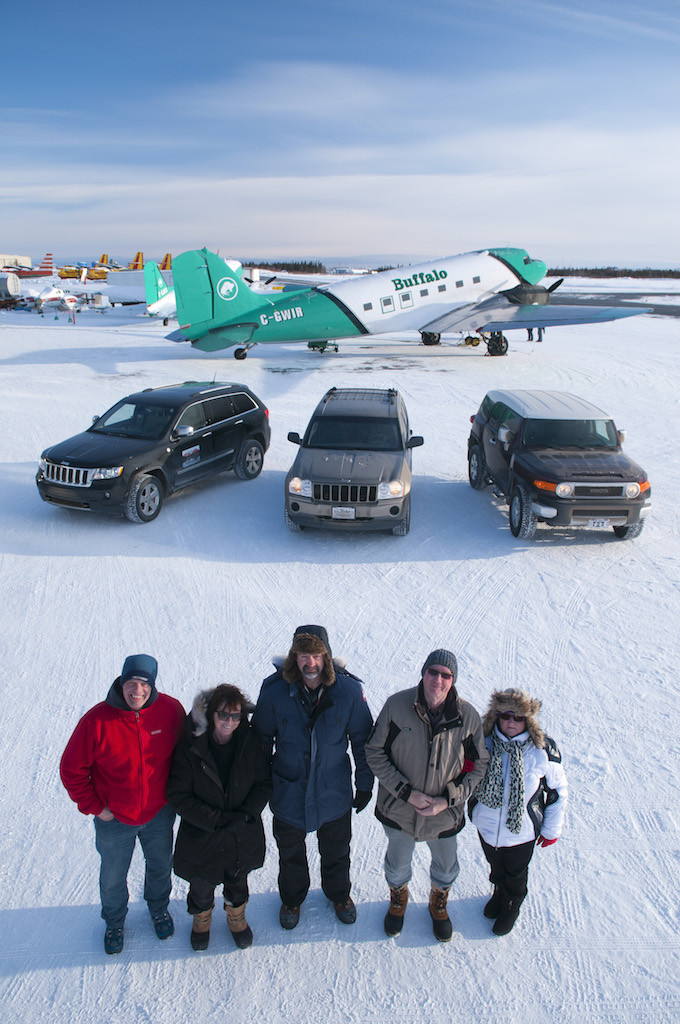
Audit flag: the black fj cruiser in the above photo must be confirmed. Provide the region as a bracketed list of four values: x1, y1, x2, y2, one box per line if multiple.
[285, 387, 423, 535]
[36, 381, 270, 522]
[467, 389, 651, 540]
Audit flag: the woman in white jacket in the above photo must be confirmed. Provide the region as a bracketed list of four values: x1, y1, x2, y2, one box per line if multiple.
[470, 688, 568, 936]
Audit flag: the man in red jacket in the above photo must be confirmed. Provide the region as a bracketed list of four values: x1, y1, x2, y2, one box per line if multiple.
[60, 654, 185, 954]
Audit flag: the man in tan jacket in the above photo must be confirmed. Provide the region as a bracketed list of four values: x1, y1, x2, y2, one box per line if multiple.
[366, 649, 488, 941]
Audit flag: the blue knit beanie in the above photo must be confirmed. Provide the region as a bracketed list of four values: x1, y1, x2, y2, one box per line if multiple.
[121, 653, 158, 687]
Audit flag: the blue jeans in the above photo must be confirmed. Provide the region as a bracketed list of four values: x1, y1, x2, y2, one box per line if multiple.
[382, 824, 460, 891]
[93, 803, 175, 928]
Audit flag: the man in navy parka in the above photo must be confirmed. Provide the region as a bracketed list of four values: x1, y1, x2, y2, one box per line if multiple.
[252, 625, 373, 930]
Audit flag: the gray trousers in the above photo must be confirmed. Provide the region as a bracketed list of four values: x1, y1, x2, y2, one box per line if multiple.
[382, 824, 460, 890]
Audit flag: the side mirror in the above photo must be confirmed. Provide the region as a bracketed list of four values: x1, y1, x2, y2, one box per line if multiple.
[498, 426, 512, 446]
[617, 429, 626, 444]
[406, 435, 424, 449]
[287, 431, 302, 445]
[175, 425, 195, 438]
[92, 415, 99, 425]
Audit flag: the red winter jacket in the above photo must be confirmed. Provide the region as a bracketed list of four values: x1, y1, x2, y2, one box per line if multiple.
[60, 682, 185, 827]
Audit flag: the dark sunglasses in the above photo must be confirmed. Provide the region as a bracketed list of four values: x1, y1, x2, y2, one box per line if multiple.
[216, 711, 242, 722]
[426, 667, 453, 681]
[499, 711, 525, 722]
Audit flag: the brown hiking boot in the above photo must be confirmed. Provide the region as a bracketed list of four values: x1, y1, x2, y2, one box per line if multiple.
[190, 908, 212, 951]
[384, 884, 409, 937]
[429, 884, 452, 942]
[225, 902, 253, 949]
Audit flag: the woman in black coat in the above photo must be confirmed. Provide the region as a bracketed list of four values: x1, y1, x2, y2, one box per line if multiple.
[166, 684, 271, 950]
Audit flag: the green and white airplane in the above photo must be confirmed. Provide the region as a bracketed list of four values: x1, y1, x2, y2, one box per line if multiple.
[170, 246, 647, 359]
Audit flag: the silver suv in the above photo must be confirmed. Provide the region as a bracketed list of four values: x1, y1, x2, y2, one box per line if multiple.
[285, 387, 423, 535]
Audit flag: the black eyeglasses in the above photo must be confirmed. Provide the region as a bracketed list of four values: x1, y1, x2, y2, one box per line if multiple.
[216, 711, 242, 722]
[499, 711, 525, 722]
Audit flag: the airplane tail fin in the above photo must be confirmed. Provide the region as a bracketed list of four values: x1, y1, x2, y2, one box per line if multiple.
[159, 252, 172, 271]
[174, 249, 261, 339]
[144, 260, 170, 306]
[98, 253, 109, 266]
[128, 251, 144, 270]
[39, 253, 54, 272]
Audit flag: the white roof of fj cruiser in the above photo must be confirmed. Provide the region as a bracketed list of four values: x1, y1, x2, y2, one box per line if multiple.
[485, 390, 612, 421]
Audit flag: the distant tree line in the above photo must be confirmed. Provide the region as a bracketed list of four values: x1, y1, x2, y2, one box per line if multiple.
[549, 267, 680, 279]
[243, 260, 326, 274]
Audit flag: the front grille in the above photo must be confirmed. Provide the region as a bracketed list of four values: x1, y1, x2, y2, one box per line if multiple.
[313, 482, 377, 503]
[574, 484, 625, 497]
[44, 462, 92, 487]
[571, 508, 628, 518]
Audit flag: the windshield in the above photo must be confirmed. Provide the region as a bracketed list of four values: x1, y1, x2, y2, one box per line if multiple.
[91, 400, 178, 441]
[305, 416, 402, 451]
[523, 418, 618, 450]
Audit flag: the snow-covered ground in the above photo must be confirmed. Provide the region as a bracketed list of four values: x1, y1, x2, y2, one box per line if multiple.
[1, 284, 678, 1024]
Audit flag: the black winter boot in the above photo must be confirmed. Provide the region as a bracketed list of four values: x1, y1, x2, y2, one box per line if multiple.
[384, 885, 409, 937]
[483, 886, 503, 919]
[428, 884, 453, 943]
[492, 895, 524, 936]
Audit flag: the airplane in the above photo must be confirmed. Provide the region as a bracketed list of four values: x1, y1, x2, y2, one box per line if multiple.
[19, 282, 84, 312]
[2, 252, 55, 278]
[98, 251, 145, 272]
[169, 247, 649, 359]
[159, 252, 172, 271]
[144, 260, 176, 322]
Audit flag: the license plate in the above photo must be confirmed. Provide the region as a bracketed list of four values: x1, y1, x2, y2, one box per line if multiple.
[332, 506, 355, 520]
[587, 518, 611, 528]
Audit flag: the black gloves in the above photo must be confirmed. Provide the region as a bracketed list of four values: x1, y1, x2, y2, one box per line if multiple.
[352, 789, 372, 813]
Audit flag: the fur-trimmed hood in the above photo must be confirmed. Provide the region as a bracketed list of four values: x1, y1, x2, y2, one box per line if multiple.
[188, 688, 254, 738]
[482, 688, 545, 749]
[282, 631, 336, 688]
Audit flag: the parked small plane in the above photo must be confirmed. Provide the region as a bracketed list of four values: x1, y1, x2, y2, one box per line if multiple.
[170, 247, 648, 359]
[3, 252, 55, 278]
[144, 260, 175, 321]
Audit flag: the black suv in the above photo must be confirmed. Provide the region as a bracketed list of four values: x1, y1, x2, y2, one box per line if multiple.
[468, 389, 651, 540]
[285, 387, 423, 535]
[37, 381, 270, 522]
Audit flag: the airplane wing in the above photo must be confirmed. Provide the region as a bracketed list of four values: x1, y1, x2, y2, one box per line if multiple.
[420, 295, 651, 335]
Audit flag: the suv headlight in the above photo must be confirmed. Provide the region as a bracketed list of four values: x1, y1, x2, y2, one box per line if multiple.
[288, 477, 312, 497]
[91, 467, 124, 480]
[38, 457, 47, 473]
[555, 482, 574, 498]
[624, 482, 641, 499]
[378, 480, 405, 499]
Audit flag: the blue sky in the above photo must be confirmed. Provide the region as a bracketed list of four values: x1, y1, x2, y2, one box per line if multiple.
[2, 0, 679, 266]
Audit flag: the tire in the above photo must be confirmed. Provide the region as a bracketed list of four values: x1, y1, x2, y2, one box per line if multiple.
[613, 520, 644, 540]
[509, 485, 537, 539]
[234, 439, 264, 480]
[468, 444, 487, 490]
[125, 474, 163, 523]
[392, 498, 411, 536]
[234, 348, 248, 360]
[487, 333, 509, 356]
[284, 507, 301, 532]
[421, 332, 441, 346]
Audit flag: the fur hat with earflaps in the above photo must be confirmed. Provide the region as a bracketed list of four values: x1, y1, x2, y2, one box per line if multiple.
[482, 688, 545, 749]
[282, 627, 336, 688]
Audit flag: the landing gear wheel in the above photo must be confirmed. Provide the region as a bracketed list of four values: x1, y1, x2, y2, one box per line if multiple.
[125, 474, 163, 523]
[468, 444, 488, 490]
[487, 332, 509, 356]
[421, 332, 441, 346]
[234, 348, 248, 360]
[464, 335, 481, 347]
[613, 521, 644, 540]
[284, 507, 301, 532]
[392, 498, 411, 536]
[234, 439, 264, 480]
[509, 485, 537, 539]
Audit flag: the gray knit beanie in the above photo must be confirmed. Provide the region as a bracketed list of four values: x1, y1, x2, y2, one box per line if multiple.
[421, 649, 458, 682]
